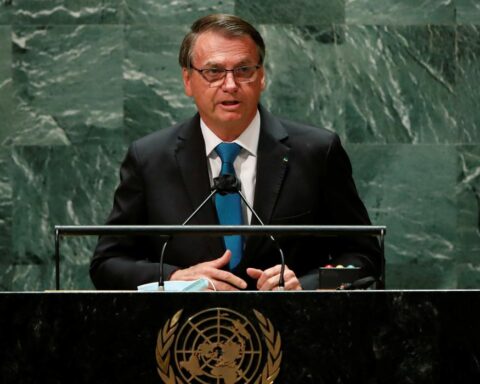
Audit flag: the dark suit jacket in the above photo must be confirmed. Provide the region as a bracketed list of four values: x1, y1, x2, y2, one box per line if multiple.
[90, 105, 382, 290]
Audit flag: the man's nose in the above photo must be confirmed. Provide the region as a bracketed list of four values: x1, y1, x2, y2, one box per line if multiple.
[222, 71, 238, 91]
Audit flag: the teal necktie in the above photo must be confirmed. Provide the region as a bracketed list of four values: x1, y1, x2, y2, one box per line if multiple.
[214, 143, 243, 269]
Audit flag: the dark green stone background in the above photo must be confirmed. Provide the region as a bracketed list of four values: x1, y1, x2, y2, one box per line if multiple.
[0, 0, 478, 290]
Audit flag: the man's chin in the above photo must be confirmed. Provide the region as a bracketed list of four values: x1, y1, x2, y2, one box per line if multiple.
[215, 111, 245, 124]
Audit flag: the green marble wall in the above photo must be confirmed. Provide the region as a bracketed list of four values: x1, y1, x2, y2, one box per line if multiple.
[0, 0, 478, 290]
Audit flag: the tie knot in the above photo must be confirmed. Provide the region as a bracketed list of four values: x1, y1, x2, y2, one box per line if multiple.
[215, 142, 241, 164]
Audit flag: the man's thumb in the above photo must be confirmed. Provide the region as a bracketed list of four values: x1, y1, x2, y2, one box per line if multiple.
[209, 250, 231, 268]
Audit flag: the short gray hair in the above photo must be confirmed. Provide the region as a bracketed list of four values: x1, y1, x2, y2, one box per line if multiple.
[178, 14, 265, 68]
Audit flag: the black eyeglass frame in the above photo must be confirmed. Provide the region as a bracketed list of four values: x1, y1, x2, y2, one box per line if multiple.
[189, 64, 262, 85]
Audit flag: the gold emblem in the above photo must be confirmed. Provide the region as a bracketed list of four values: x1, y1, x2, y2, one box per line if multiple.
[156, 308, 282, 384]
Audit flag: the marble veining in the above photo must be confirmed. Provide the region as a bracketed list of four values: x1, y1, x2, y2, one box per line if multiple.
[457, 0, 480, 24]
[343, 25, 457, 143]
[2, 0, 122, 25]
[11, 25, 123, 146]
[346, 0, 455, 25]
[125, 0, 235, 25]
[235, 0, 345, 25]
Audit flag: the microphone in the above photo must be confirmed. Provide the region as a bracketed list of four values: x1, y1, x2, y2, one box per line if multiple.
[158, 173, 286, 291]
[213, 174, 240, 195]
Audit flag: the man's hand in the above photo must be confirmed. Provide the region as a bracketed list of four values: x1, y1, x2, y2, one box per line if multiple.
[247, 264, 302, 291]
[169, 250, 247, 291]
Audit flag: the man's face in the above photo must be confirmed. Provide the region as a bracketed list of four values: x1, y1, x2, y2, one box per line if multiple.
[182, 31, 265, 138]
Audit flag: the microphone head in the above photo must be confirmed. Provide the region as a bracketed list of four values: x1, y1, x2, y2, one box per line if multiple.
[213, 174, 241, 195]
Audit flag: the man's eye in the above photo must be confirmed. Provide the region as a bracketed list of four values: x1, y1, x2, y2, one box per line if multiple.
[236, 66, 251, 73]
[205, 68, 223, 75]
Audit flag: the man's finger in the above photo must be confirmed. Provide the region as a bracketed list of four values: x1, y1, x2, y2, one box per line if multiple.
[246, 268, 263, 280]
[211, 279, 243, 291]
[211, 268, 247, 289]
[258, 275, 281, 291]
[207, 250, 231, 268]
[255, 264, 282, 288]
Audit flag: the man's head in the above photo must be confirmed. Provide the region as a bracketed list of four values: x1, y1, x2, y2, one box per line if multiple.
[179, 14, 265, 69]
[180, 14, 266, 140]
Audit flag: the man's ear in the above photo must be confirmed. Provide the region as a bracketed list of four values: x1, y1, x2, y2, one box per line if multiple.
[260, 68, 266, 91]
[182, 68, 193, 97]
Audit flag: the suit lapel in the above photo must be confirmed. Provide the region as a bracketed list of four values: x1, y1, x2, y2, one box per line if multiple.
[174, 115, 224, 258]
[243, 106, 290, 262]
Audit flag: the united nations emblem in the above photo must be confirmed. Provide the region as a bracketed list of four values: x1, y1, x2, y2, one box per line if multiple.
[156, 308, 282, 383]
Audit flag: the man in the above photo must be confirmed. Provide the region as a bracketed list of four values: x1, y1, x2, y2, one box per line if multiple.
[90, 14, 382, 291]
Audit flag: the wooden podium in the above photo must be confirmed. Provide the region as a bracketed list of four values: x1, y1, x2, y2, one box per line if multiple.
[1, 290, 480, 383]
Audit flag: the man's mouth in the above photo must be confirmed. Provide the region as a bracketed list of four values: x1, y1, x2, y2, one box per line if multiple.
[220, 100, 240, 106]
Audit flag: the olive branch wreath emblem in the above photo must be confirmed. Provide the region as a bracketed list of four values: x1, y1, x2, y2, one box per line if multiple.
[155, 308, 282, 384]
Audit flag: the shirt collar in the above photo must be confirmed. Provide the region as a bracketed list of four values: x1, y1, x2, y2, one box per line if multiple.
[200, 110, 261, 157]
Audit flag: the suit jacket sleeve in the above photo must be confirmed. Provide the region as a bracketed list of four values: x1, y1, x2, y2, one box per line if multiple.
[89, 143, 177, 290]
[322, 133, 382, 277]
[294, 133, 382, 289]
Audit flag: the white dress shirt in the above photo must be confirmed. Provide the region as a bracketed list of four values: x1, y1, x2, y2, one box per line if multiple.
[200, 110, 260, 224]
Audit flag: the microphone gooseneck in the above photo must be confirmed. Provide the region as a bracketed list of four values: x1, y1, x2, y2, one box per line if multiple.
[158, 240, 170, 291]
[158, 188, 217, 291]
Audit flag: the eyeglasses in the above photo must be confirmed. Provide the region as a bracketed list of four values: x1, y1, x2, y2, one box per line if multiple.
[189, 64, 261, 87]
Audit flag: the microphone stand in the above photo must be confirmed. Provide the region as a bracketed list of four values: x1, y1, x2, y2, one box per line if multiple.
[158, 174, 286, 291]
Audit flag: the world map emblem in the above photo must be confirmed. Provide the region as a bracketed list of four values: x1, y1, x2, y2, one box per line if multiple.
[156, 308, 282, 383]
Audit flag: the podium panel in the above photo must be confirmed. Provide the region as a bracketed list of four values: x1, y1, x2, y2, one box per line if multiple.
[1, 291, 479, 383]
